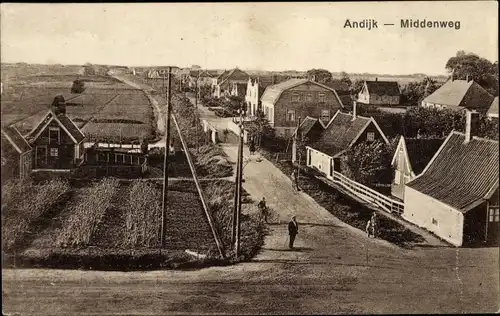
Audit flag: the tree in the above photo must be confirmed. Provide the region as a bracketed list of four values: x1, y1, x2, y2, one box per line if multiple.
[341, 139, 397, 187]
[339, 71, 352, 87]
[71, 79, 85, 94]
[306, 69, 333, 84]
[400, 77, 441, 106]
[350, 79, 364, 97]
[445, 51, 498, 96]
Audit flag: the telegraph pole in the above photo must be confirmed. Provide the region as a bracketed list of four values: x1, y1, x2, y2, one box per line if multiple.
[162, 70, 165, 97]
[195, 75, 199, 153]
[296, 117, 301, 181]
[234, 106, 245, 257]
[161, 67, 172, 248]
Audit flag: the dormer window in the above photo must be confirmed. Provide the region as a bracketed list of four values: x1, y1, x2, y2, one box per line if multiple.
[49, 127, 60, 144]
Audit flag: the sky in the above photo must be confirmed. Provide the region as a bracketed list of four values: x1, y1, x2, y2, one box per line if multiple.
[1, 2, 498, 76]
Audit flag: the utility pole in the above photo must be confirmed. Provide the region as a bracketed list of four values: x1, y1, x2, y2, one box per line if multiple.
[234, 105, 245, 257]
[195, 75, 199, 153]
[160, 67, 172, 248]
[162, 69, 165, 97]
[296, 116, 301, 181]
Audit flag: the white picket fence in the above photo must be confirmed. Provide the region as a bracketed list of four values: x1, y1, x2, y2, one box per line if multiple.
[330, 170, 404, 214]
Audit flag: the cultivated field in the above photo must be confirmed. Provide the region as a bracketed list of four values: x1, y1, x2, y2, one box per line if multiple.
[1, 177, 265, 270]
[1, 64, 156, 142]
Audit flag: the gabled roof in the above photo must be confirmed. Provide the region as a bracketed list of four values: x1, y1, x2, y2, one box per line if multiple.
[422, 79, 494, 111]
[190, 69, 219, 78]
[487, 96, 498, 117]
[293, 116, 325, 137]
[260, 79, 344, 107]
[406, 131, 499, 212]
[311, 111, 388, 157]
[364, 80, 400, 96]
[219, 68, 251, 85]
[28, 110, 85, 144]
[391, 136, 445, 176]
[1, 126, 32, 154]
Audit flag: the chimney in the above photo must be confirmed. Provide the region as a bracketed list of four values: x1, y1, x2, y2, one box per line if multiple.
[466, 74, 469, 82]
[312, 75, 316, 82]
[464, 110, 479, 143]
[272, 74, 276, 85]
[451, 69, 455, 82]
[352, 101, 357, 120]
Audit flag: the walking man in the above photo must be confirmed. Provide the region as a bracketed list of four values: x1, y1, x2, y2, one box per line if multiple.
[258, 197, 268, 223]
[371, 213, 379, 238]
[249, 137, 256, 156]
[288, 215, 299, 249]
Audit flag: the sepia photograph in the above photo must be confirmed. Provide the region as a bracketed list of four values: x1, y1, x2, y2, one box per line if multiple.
[1, 2, 498, 315]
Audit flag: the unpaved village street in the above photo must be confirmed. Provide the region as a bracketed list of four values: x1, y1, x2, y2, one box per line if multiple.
[2, 95, 499, 315]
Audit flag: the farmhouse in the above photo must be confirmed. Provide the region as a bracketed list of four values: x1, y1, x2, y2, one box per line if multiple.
[487, 96, 498, 119]
[26, 99, 85, 170]
[1, 125, 33, 182]
[421, 78, 494, 113]
[390, 136, 444, 200]
[211, 68, 251, 98]
[356, 79, 401, 106]
[260, 78, 344, 137]
[404, 110, 499, 246]
[306, 105, 389, 178]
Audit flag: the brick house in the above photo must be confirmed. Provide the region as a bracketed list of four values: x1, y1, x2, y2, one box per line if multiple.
[1, 125, 33, 182]
[260, 78, 344, 137]
[404, 110, 499, 246]
[357, 79, 400, 106]
[306, 105, 389, 178]
[421, 78, 494, 113]
[244, 75, 290, 117]
[27, 99, 85, 171]
[390, 136, 444, 200]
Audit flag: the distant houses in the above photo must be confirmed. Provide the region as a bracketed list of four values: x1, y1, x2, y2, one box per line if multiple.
[306, 106, 389, 178]
[390, 136, 444, 200]
[403, 110, 499, 246]
[188, 69, 220, 89]
[260, 78, 344, 137]
[356, 79, 401, 106]
[421, 78, 494, 113]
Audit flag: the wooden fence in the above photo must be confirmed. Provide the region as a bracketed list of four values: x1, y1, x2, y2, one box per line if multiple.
[330, 170, 404, 214]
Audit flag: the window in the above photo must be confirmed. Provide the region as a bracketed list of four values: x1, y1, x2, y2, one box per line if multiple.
[306, 93, 313, 102]
[49, 127, 60, 144]
[50, 148, 59, 157]
[489, 208, 499, 222]
[367, 132, 375, 142]
[116, 153, 125, 163]
[292, 92, 300, 102]
[318, 93, 326, 103]
[320, 110, 330, 121]
[432, 218, 438, 226]
[287, 109, 296, 122]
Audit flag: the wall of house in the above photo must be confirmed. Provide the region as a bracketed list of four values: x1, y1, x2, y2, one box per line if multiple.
[368, 95, 400, 105]
[34, 120, 76, 169]
[273, 83, 343, 129]
[404, 186, 464, 246]
[307, 147, 333, 177]
[1, 136, 20, 182]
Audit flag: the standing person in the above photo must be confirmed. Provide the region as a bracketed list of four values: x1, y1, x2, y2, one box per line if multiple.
[291, 169, 300, 191]
[288, 215, 299, 249]
[249, 137, 256, 156]
[366, 219, 373, 238]
[258, 197, 268, 223]
[371, 213, 379, 238]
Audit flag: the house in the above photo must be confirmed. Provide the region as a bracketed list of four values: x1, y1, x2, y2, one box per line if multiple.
[1, 125, 33, 182]
[390, 136, 444, 200]
[404, 110, 499, 246]
[306, 104, 389, 178]
[326, 81, 352, 108]
[357, 79, 401, 106]
[487, 96, 498, 119]
[291, 116, 326, 163]
[26, 97, 85, 170]
[421, 78, 494, 113]
[188, 70, 220, 89]
[260, 78, 344, 137]
[211, 68, 251, 98]
[229, 82, 248, 99]
[245, 75, 290, 117]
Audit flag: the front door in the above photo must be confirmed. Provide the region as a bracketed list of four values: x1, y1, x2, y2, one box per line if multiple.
[36, 146, 47, 168]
